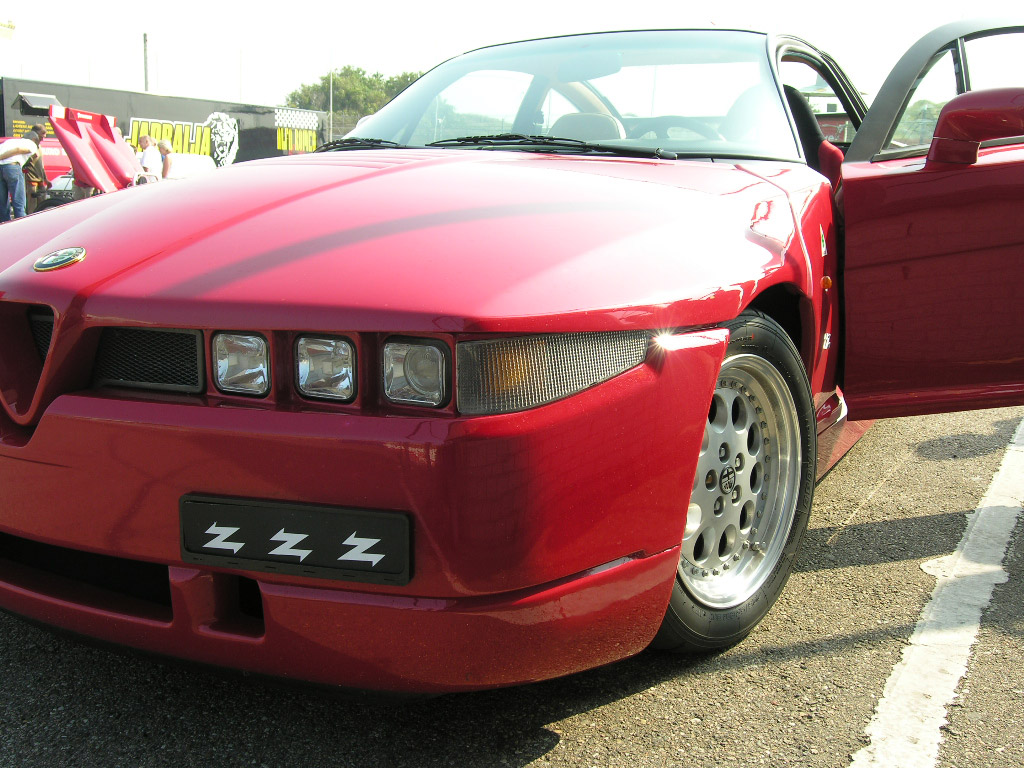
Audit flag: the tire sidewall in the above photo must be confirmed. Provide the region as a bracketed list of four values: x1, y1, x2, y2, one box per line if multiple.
[36, 198, 68, 212]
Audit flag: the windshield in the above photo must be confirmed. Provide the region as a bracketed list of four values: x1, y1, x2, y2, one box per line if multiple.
[349, 30, 799, 160]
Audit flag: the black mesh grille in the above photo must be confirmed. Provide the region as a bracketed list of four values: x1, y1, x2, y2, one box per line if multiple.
[28, 307, 54, 362]
[94, 327, 204, 393]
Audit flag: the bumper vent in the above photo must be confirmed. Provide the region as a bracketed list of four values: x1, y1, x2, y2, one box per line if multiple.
[0, 531, 172, 621]
[27, 306, 54, 362]
[94, 327, 204, 394]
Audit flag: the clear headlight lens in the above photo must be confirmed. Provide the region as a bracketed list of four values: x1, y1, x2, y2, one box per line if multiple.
[296, 337, 355, 401]
[383, 340, 448, 406]
[456, 331, 649, 415]
[213, 333, 270, 396]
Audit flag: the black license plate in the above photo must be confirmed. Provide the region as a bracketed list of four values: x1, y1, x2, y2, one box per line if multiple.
[180, 495, 410, 585]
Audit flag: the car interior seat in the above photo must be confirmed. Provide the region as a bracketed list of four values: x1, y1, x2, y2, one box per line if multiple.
[783, 84, 844, 190]
[548, 113, 626, 141]
[719, 86, 777, 144]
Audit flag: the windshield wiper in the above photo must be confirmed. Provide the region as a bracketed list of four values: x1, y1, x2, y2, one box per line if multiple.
[315, 137, 407, 152]
[425, 133, 677, 159]
[426, 133, 538, 146]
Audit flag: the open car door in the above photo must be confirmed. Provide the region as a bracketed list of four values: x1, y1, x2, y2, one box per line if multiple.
[840, 19, 1024, 420]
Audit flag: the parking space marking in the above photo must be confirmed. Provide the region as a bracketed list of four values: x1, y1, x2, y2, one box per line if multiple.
[849, 417, 1024, 768]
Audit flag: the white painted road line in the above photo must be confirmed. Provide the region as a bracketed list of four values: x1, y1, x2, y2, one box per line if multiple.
[849, 417, 1024, 768]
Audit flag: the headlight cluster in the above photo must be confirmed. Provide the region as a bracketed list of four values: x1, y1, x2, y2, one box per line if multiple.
[211, 332, 449, 406]
[211, 330, 648, 413]
[213, 332, 359, 400]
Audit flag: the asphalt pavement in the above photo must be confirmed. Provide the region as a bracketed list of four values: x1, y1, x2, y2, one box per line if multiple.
[1, 405, 1021, 768]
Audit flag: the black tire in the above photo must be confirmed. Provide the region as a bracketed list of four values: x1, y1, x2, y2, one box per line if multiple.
[35, 198, 68, 212]
[653, 310, 816, 651]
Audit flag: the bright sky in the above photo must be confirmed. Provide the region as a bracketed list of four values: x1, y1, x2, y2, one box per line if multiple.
[0, 2, 1018, 107]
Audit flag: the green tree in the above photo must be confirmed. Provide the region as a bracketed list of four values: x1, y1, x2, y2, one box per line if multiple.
[891, 99, 945, 147]
[286, 67, 422, 135]
[383, 72, 421, 101]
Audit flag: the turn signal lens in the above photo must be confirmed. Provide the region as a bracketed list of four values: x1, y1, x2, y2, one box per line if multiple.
[456, 331, 649, 415]
[297, 337, 355, 401]
[213, 333, 270, 396]
[383, 340, 448, 406]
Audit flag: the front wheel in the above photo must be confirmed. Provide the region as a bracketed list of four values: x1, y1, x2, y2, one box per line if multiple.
[653, 311, 815, 651]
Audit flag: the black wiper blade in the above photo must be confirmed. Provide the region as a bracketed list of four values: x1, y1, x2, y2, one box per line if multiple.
[315, 137, 407, 152]
[425, 133, 676, 159]
[426, 133, 537, 146]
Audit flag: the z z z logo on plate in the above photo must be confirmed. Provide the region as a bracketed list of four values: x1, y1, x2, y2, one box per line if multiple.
[205, 524, 386, 565]
[180, 496, 410, 585]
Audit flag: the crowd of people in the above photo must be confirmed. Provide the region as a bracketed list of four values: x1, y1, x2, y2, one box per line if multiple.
[0, 128, 178, 221]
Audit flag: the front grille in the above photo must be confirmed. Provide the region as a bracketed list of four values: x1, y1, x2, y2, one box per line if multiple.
[93, 327, 204, 393]
[27, 306, 54, 362]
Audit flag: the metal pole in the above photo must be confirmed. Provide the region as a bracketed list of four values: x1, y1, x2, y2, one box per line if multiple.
[329, 70, 333, 140]
[143, 33, 149, 91]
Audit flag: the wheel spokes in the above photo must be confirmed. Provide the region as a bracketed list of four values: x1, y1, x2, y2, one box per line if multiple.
[679, 355, 799, 608]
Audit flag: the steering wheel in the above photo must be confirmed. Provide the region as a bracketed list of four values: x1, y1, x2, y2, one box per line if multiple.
[627, 116, 722, 141]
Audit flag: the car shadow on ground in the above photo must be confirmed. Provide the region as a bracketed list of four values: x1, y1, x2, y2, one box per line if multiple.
[913, 418, 1021, 461]
[0, 608, 922, 768]
[796, 509, 973, 573]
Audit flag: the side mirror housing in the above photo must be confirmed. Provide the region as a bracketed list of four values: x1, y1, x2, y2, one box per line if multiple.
[926, 88, 1024, 166]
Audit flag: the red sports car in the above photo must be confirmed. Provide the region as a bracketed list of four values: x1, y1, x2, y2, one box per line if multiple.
[0, 20, 1021, 693]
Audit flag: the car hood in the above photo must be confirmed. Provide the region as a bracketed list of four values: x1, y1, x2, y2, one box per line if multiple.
[47, 106, 143, 193]
[0, 149, 800, 333]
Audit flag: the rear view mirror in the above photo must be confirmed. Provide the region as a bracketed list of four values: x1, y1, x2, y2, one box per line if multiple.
[927, 87, 1024, 165]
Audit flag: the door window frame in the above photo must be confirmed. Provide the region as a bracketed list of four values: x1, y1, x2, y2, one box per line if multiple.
[844, 20, 1024, 163]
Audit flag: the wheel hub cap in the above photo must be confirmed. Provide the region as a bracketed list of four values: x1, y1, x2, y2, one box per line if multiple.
[719, 466, 737, 494]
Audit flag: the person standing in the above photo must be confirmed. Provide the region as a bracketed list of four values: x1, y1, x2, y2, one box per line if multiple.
[157, 139, 175, 179]
[0, 135, 37, 222]
[138, 135, 162, 177]
[22, 126, 51, 214]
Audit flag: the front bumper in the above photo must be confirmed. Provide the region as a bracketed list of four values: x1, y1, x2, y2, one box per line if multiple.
[0, 329, 727, 691]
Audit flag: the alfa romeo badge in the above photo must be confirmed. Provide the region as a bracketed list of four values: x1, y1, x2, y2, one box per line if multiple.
[34, 247, 87, 272]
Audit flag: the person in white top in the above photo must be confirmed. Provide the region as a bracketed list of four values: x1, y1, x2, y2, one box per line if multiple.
[157, 139, 175, 179]
[138, 135, 162, 178]
[0, 136, 37, 221]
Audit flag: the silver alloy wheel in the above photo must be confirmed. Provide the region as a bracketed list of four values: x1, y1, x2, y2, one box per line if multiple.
[679, 353, 801, 609]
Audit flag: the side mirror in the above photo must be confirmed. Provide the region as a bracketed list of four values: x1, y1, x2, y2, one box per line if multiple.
[927, 87, 1024, 166]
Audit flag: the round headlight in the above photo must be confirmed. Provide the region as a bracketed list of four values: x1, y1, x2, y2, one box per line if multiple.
[383, 339, 449, 407]
[405, 346, 443, 397]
